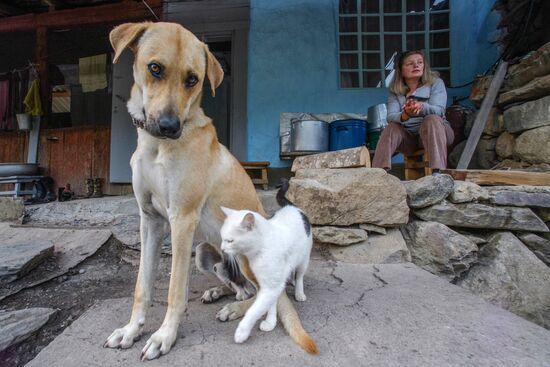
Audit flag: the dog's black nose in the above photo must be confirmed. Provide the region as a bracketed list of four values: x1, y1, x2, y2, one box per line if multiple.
[158, 115, 180, 136]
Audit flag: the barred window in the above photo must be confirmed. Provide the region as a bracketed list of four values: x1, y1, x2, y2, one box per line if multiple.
[339, 0, 450, 88]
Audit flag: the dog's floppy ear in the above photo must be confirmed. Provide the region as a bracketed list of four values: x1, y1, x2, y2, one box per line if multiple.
[204, 44, 224, 97]
[110, 22, 150, 64]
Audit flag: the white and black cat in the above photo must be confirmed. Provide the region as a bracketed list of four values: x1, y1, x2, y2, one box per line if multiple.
[219, 179, 314, 344]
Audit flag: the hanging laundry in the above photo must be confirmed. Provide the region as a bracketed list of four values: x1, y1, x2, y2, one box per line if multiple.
[24, 79, 42, 116]
[79, 54, 107, 92]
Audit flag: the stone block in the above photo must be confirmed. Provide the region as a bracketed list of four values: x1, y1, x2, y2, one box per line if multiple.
[504, 95, 550, 133]
[414, 201, 548, 232]
[514, 125, 550, 164]
[287, 168, 409, 226]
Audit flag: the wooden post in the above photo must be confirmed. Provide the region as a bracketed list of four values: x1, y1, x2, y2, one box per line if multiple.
[457, 61, 508, 169]
[36, 26, 49, 126]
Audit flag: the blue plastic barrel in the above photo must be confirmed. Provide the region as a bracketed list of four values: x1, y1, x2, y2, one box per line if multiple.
[329, 119, 367, 151]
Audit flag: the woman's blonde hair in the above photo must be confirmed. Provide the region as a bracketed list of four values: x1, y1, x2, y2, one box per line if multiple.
[388, 50, 439, 95]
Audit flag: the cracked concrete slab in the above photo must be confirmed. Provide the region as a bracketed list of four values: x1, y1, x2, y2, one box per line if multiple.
[26, 261, 550, 366]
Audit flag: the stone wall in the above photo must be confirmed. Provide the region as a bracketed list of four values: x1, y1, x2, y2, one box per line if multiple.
[289, 168, 550, 329]
[402, 175, 550, 329]
[450, 41, 550, 171]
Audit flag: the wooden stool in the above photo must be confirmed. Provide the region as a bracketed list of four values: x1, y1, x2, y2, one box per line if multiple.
[404, 149, 432, 180]
[240, 161, 270, 190]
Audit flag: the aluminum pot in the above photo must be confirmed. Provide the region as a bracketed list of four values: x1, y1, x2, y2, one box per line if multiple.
[367, 104, 388, 132]
[290, 120, 329, 152]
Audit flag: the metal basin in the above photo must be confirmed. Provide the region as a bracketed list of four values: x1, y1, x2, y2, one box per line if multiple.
[290, 120, 329, 152]
[0, 163, 39, 177]
[367, 104, 388, 132]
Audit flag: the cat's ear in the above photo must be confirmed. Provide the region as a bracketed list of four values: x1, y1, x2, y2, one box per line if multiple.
[241, 213, 255, 231]
[220, 206, 233, 217]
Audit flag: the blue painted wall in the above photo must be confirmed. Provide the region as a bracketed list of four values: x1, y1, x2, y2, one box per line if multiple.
[247, 0, 500, 167]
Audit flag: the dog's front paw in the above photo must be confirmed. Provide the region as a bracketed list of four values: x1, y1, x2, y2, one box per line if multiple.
[234, 325, 251, 344]
[201, 286, 225, 303]
[103, 323, 142, 349]
[140, 326, 177, 361]
[259, 319, 276, 332]
[216, 302, 245, 322]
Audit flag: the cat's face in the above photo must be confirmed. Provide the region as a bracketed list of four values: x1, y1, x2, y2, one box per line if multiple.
[220, 207, 256, 256]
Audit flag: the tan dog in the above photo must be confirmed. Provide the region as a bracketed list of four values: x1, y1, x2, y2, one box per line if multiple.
[103, 22, 316, 360]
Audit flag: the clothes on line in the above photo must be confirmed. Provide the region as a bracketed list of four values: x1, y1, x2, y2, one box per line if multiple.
[0, 67, 34, 131]
[79, 54, 107, 93]
[24, 79, 43, 117]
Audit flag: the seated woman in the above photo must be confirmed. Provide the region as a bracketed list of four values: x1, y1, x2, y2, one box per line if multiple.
[372, 50, 454, 175]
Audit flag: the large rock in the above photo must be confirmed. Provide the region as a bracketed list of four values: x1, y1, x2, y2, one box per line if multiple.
[313, 226, 367, 246]
[469, 75, 493, 107]
[487, 189, 550, 208]
[404, 174, 454, 208]
[458, 232, 550, 329]
[449, 181, 489, 204]
[327, 228, 411, 264]
[498, 74, 550, 106]
[503, 41, 550, 90]
[514, 126, 550, 164]
[517, 232, 550, 267]
[0, 197, 24, 223]
[504, 95, 550, 133]
[475, 137, 498, 169]
[0, 241, 54, 282]
[287, 168, 409, 226]
[495, 131, 516, 159]
[464, 108, 504, 137]
[414, 201, 549, 232]
[0, 308, 56, 351]
[447, 138, 498, 169]
[401, 221, 478, 281]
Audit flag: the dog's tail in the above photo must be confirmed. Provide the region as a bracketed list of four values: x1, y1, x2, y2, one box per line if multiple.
[278, 292, 318, 354]
[276, 178, 294, 208]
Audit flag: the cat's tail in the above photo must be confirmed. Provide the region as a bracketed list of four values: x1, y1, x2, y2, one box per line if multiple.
[278, 292, 318, 354]
[276, 178, 294, 207]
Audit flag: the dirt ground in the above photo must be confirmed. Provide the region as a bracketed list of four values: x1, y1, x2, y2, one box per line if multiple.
[0, 238, 148, 367]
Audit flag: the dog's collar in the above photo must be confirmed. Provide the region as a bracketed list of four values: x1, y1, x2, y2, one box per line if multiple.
[132, 117, 145, 129]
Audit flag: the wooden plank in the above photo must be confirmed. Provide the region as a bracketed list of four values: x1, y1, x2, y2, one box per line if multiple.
[457, 61, 508, 169]
[0, 0, 162, 33]
[0, 132, 28, 163]
[441, 169, 550, 186]
[291, 146, 371, 172]
[36, 26, 49, 127]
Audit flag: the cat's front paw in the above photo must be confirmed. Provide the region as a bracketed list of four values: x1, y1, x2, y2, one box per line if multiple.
[259, 319, 276, 332]
[295, 292, 307, 302]
[234, 326, 251, 343]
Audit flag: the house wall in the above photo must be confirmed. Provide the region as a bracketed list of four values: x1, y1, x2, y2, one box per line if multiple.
[247, 0, 500, 167]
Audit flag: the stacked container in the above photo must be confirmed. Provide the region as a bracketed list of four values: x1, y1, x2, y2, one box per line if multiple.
[329, 119, 367, 151]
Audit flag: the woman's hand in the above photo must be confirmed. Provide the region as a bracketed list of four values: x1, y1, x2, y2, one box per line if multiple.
[404, 99, 423, 116]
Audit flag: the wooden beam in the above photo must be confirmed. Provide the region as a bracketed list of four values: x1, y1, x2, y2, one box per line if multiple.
[36, 26, 49, 126]
[0, 0, 162, 33]
[441, 169, 550, 186]
[291, 146, 371, 172]
[0, 2, 22, 17]
[457, 61, 508, 169]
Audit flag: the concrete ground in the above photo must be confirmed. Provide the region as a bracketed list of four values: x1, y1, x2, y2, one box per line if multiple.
[26, 260, 550, 367]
